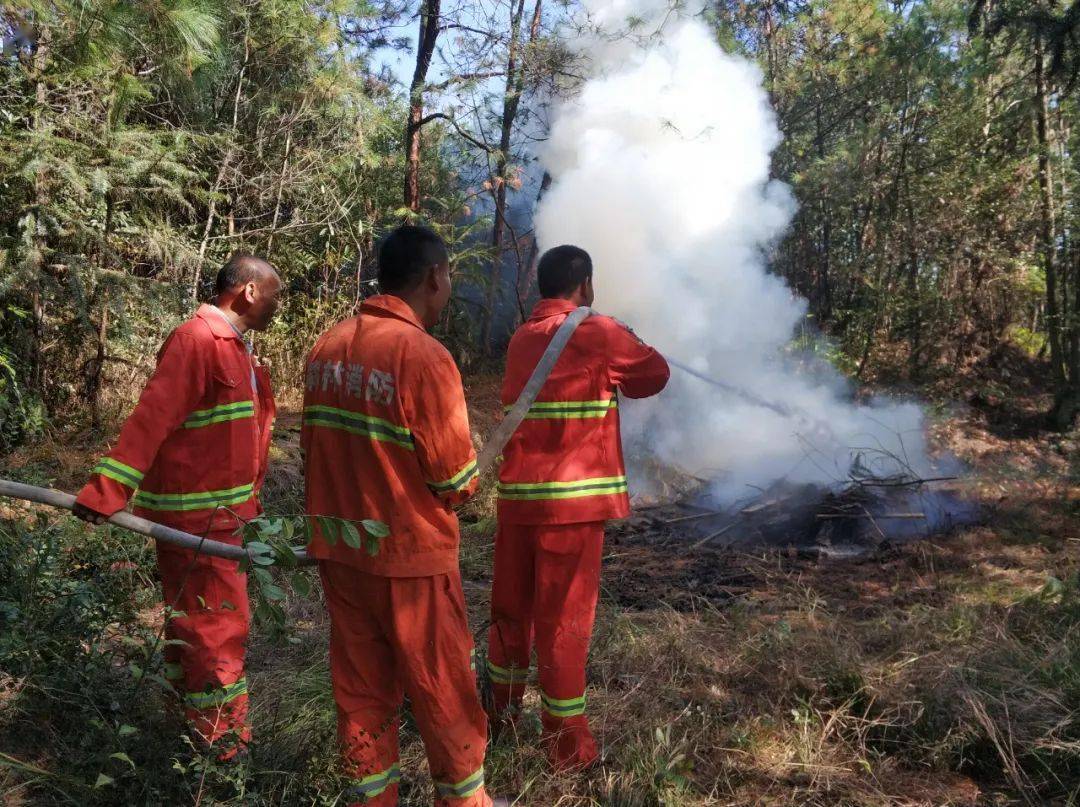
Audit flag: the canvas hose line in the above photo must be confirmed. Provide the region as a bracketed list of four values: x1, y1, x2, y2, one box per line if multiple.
[0, 307, 595, 564]
[0, 306, 810, 563]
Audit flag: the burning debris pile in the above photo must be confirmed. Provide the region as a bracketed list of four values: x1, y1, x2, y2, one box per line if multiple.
[625, 460, 981, 561]
[603, 470, 981, 612]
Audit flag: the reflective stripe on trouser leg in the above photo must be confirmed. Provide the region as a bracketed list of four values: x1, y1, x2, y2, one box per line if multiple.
[318, 563, 404, 807]
[388, 571, 489, 806]
[435, 768, 485, 800]
[532, 522, 604, 769]
[488, 522, 536, 713]
[156, 532, 251, 751]
[347, 763, 402, 803]
[318, 563, 490, 807]
[183, 681, 250, 756]
[541, 691, 586, 718]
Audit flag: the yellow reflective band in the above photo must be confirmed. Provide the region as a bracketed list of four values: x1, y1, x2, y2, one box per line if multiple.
[183, 400, 255, 429]
[429, 459, 478, 494]
[504, 398, 618, 420]
[486, 659, 529, 684]
[133, 483, 254, 512]
[184, 678, 247, 709]
[93, 457, 144, 489]
[434, 768, 484, 799]
[541, 691, 586, 717]
[303, 405, 414, 450]
[349, 764, 402, 799]
[498, 475, 628, 501]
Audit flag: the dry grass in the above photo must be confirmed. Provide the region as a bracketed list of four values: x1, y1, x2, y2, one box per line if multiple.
[1, 370, 1078, 805]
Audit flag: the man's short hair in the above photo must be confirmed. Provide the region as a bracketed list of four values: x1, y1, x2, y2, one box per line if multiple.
[537, 245, 592, 298]
[377, 225, 449, 294]
[215, 254, 273, 296]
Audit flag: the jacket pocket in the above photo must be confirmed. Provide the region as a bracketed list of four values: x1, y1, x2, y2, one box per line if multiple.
[213, 368, 242, 390]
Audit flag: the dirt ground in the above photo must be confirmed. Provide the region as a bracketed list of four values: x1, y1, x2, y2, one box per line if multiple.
[2, 352, 1078, 805]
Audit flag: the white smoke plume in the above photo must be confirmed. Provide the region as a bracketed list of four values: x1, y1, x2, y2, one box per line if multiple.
[533, 0, 936, 501]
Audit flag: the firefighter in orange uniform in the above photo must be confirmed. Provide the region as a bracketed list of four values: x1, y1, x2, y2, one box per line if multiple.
[302, 225, 508, 807]
[74, 255, 282, 758]
[488, 245, 670, 770]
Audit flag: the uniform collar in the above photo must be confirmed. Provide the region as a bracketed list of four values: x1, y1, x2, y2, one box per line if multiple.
[528, 298, 578, 321]
[359, 294, 427, 332]
[195, 304, 242, 340]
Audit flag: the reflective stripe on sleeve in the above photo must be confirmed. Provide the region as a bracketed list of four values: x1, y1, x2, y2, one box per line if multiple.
[92, 458, 144, 489]
[428, 459, 478, 494]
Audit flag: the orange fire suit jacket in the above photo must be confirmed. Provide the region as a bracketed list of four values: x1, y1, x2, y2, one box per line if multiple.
[75, 305, 276, 534]
[498, 298, 670, 525]
[301, 294, 479, 576]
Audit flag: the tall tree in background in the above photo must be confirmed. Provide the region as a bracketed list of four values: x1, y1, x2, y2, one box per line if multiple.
[0, 0, 463, 448]
[713, 0, 1059, 393]
[405, 0, 566, 348]
[481, 0, 543, 351]
[404, 0, 442, 210]
[973, 0, 1080, 427]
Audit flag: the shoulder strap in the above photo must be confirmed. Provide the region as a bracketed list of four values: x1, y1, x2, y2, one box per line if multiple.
[476, 306, 593, 474]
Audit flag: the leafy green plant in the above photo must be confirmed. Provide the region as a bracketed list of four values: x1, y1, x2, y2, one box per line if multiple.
[239, 515, 389, 634]
[651, 723, 694, 799]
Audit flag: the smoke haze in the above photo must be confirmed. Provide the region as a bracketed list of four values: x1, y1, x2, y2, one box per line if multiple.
[533, 0, 936, 500]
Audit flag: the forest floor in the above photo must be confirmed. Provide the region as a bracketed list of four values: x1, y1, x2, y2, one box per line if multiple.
[1, 351, 1078, 806]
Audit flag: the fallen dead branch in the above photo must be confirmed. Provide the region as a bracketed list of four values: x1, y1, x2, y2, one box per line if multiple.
[817, 512, 926, 520]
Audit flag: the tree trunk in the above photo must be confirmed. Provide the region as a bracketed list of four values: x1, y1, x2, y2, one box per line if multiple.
[89, 293, 109, 430]
[1033, 35, 1077, 427]
[404, 0, 441, 211]
[516, 171, 552, 324]
[29, 22, 51, 393]
[481, 0, 538, 352]
[266, 121, 295, 254]
[193, 25, 249, 299]
[1035, 36, 1064, 385]
[814, 98, 831, 320]
[762, 0, 777, 110]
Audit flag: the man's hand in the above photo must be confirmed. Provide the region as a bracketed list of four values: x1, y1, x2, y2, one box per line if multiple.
[73, 502, 108, 525]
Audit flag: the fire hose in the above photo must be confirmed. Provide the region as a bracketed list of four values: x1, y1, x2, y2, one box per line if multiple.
[664, 356, 837, 441]
[0, 307, 595, 566]
[0, 306, 822, 563]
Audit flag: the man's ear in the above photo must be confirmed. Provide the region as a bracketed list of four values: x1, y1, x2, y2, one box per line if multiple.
[426, 264, 441, 290]
[244, 281, 258, 303]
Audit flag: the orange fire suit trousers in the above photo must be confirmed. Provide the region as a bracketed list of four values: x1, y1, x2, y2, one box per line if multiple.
[157, 532, 250, 758]
[487, 521, 603, 770]
[319, 562, 492, 807]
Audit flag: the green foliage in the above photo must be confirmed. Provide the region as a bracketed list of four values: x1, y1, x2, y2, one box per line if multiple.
[0, 514, 190, 802]
[714, 0, 1077, 382]
[239, 514, 387, 634]
[0, 510, 347, 803]
[1011, 325, 1048, 357]
[0, 330, 46, 450]
[0, 0, 469, 449]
